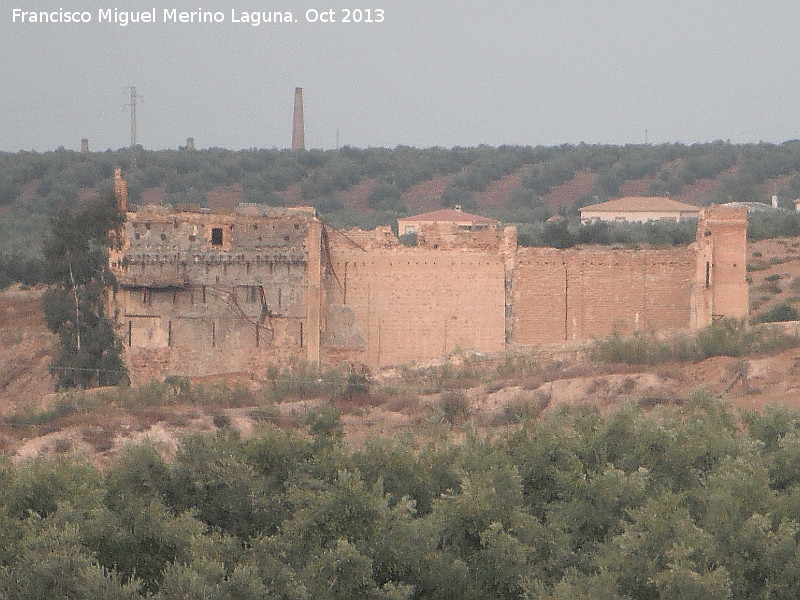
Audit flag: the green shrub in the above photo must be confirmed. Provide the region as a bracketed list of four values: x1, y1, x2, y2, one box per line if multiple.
[304, 403, 343, 440]
[398, 232, 417, 246]
[592, 318, 800, 365]
[756, 281, 782, 295]
[268, 365, 346, 402]
[590, 331, 672, 365]
[503, 392, 550, 422]
[7, 395, 80, 427]
[438, 391, 470, 424]
[747, 261, 771, 272]
[752, 303, 799, 324]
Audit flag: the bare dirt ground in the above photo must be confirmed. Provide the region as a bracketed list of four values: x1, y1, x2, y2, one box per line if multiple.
[542, 170, 596, 210]
[5, 236, 800, 465]
[0, 285, 56, 417]
[746, 237, 800, 319]
[399, 175, 451, 214]
[475, 166, 529, 210]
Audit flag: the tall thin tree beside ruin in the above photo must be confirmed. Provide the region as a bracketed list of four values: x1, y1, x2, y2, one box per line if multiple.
[41, 192, 128, 389]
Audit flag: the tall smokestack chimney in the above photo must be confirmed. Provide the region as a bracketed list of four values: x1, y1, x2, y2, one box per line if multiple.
[81, 138, 89, 152]
[291, 87, 305, 150]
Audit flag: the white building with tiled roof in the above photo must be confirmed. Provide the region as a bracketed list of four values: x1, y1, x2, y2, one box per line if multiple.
[580, 196, 701, 224]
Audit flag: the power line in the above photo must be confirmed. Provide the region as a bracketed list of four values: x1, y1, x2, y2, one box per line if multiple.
[124, 86, 142, 148]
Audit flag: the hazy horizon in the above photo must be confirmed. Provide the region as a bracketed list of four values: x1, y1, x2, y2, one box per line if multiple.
[3, 1, 800, 153]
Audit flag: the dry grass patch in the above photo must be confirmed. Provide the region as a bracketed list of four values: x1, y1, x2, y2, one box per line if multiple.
[503, 391, 551, 423]
[82, 428, 115, 452]
[437, 391, 470, 425]
[756, 281, 782, 295]
[382, 393, 422, 414]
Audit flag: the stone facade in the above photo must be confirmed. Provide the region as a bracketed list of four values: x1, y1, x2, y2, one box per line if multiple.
[109, 202, 748, 380]
[108, 204, 321, 380]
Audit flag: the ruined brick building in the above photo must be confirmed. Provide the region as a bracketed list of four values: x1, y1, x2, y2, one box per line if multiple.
[108, 173, 748, 381]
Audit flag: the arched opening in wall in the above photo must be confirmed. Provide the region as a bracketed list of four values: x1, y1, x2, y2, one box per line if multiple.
[211, 228, 223, 246]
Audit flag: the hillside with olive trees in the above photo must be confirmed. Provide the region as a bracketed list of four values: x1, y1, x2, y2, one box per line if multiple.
[5, 141, 800, 287]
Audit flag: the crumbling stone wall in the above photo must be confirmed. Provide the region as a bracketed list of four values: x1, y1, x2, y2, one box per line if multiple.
[109, 205, 321, 381]
[323, 207, 747, 368]
[110, 203, 748, 379]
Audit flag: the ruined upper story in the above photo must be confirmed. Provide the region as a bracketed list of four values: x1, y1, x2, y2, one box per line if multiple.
[109, 204, 321, 288]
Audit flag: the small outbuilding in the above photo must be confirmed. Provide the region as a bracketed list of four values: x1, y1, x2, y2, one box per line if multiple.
[580, 196, 701, 224]
[397, 205, 499, 236]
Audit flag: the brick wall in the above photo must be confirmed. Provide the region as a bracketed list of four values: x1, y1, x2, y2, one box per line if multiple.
[324, 248, 506, 368]
[512, 247, 695, 344]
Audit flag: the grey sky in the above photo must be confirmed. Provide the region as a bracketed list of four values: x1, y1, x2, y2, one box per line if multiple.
[2, 1, 800, 152]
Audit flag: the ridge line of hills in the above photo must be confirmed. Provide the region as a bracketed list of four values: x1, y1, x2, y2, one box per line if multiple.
[4, 141, 800, 273]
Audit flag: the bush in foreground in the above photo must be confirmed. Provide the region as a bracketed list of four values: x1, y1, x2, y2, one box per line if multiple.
[591, 318, 800, 365]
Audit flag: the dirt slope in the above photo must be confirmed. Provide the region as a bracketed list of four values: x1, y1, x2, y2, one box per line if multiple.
[0, 285, 55, 418]
[4, 236, 800, 464]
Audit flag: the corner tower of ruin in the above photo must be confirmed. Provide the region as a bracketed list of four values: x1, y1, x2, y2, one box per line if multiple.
[114, 168, 128, 213]
[108, 204, 324, 382]
[692, 205, 749, 328]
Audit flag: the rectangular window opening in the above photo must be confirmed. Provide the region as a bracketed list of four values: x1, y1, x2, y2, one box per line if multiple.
[211, 227, 223, 245]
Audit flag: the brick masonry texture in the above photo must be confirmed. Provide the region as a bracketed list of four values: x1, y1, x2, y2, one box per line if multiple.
[109, 204, 748, 379]
[513, 247, 695, 344]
